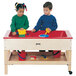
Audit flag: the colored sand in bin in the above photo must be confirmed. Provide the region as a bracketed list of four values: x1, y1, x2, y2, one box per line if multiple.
[39, 34, 49, 37]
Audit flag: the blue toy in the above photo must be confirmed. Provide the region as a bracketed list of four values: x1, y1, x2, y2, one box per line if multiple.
[39, 34, 49, 37]
[39, 28, 50, 37]
[41, 55, 47, 58]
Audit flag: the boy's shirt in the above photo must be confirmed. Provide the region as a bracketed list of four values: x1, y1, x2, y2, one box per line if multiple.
[34, 14, 58, 31]
[10, 15, 29, 32]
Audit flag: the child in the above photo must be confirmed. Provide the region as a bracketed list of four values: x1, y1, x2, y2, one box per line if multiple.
[32, 2, 58, 32]
[10, 2, 29, 36]
[10, 2, 29, 55]
[32, 2, 58, 52]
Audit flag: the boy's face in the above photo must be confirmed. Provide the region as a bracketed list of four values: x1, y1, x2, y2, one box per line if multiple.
[43, 7, 52, 15]
[17, 8, 24, 17]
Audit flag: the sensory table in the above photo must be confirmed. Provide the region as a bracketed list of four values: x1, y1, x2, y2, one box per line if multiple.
[3, 30, 73, 74]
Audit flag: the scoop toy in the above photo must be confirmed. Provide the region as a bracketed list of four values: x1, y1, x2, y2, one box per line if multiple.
[39, 28, 50, 37]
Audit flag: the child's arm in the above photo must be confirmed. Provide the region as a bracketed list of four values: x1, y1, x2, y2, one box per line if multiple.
[10, 16, 16, 32]
[49, 17, 58, 31]
[34, 17, 42, 31]
[23, 16, 29, 29]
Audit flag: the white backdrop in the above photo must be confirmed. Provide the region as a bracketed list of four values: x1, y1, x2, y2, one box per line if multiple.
[0, 0, 76, 76]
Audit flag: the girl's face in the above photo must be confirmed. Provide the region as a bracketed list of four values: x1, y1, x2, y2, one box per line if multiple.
[17, 8, 24, 17]
[43, 7, 52, 15]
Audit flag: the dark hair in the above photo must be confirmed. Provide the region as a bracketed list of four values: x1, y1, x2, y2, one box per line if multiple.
[15, 2, 27, 11]
[43, 2, 53, 10]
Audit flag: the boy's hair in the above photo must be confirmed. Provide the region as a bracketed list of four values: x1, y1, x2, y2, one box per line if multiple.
[43, 2, 53, 10]
[15, 2, 27, 11]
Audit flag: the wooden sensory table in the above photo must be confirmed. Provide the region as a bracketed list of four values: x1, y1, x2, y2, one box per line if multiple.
[3, 30, 73, 74]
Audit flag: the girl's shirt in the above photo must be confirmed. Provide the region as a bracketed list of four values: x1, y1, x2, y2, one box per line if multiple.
[10, 15, 29, 32]
[34, 14, 58, 31]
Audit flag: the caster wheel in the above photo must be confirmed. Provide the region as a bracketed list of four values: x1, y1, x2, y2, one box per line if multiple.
[69, 71, 73, 75]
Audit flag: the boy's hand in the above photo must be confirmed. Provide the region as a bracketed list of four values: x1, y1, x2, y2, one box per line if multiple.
[47, 28, 51, 32]
[12, 32, 16, 36]
[20, 28, 24, 30]
[32, 29, 36, 32]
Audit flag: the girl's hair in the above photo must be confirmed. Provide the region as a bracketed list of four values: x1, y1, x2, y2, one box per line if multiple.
[15, 2, 27, 11]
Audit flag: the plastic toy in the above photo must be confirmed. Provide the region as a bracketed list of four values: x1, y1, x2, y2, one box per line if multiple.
[39, 34, 49, 37]
[40, 56, 48, 60]
[30, 56, 36, 60]
[40, 55, 48, 60]
[18, 29, 26, 37]
[53, 50, 61, 58]
[41, 55, 46, 58]
[17, 50, 26, 61]
[39, 28, 50, 37]
[45, 28, 50, 35]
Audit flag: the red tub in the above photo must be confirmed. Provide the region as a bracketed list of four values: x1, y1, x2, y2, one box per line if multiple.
[53, 50, 61, 58]
[18, 51, 27, 61]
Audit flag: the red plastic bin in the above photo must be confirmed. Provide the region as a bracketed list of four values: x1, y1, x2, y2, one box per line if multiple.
[18, 51, 27, 61]
[53, 50, 61, 58]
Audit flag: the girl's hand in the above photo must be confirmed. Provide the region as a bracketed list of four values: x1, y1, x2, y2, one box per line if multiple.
[12, 32, 16, 36]
[32, 29, 36, 32]
[20, 28, 24, 30]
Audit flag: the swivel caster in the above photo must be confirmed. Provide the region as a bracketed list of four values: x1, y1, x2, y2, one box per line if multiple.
[69, 71, 73, 75]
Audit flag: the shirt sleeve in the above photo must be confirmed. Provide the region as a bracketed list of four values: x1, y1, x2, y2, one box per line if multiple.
[49, 17, 58, 31]
[10, 16, 16, 32]
[34, 16, 42, 31]
[23, 16, 29, 29]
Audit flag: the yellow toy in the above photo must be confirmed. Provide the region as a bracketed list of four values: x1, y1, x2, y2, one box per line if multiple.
[18, 29, 26, 37]
[40, 57, 48, 60]
[39, 28, 50, 37]
[45, 28, 50, 35]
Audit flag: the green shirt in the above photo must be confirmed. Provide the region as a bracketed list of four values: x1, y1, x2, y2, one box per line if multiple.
[10, 15, 29, 32]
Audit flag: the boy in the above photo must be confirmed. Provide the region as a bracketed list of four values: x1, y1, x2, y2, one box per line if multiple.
[32, 2, 58, 52]
[32, 2, 57, 32]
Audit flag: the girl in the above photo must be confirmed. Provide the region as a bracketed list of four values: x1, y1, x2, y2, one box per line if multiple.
[10, 2, 29, 55]
[10, 2, 29, 36]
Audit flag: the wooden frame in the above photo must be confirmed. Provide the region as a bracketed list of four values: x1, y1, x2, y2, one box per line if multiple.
[4, 51, 72, 74]
[4, 30, 72, 74]
[4, 39, 71, 50]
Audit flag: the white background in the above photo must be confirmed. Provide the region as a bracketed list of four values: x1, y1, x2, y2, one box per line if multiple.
[0, 0, 76, 76]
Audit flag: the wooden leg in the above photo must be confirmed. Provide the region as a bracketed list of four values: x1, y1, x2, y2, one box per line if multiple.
[5, 64, 8, 74]
[66, 50, 72, 71]
[68, 64, 71, 71]
[4, 50, 10, 74]
[68, 51, 71, 72]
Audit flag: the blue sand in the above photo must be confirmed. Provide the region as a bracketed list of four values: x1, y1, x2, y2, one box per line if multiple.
[39, 34, 49, 37]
